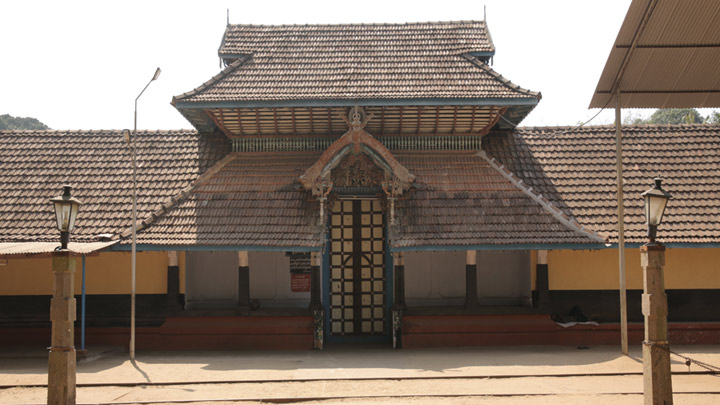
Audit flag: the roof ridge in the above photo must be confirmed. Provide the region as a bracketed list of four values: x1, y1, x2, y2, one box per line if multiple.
[117, 152, 238, 240]
[172, 55, 251, 104]
[226, 20, 487, 29]
[477, 150, 608, 243]
[462, 55, 541, 99]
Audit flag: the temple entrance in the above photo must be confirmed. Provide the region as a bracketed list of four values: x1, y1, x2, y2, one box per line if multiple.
[328, 199, 387, 337]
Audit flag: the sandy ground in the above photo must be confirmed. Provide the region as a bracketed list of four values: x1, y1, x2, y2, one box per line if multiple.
[1, 345, 719, 404]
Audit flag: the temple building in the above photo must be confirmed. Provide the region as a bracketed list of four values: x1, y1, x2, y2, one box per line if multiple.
[1, 21, 719, 349]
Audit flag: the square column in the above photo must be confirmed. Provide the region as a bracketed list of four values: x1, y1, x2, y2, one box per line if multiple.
[392, 252, 405, 349]
[48, 252, 76, 405]
[236, 251, 250, 314]
[310, 252, 323, 349]
[535, 250, 551, 310]
[166, 251, 182, 313]
[464, 250, 479, 309]
[641, 244, 673, 405]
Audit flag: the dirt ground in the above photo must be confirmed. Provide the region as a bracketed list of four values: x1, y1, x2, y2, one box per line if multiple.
[1, 345, 719, 404]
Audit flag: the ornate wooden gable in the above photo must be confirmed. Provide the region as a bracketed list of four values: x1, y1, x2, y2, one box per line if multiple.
[299, 107, 416, 224]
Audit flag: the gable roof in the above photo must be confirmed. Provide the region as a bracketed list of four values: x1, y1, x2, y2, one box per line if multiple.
[173, 21, 540, 132]
[133, 152, 324, 248]
[391, 151, 605, 249]
[0, 129, 229, 243]
[175, 20, 536, 105]
[482, 124, 720, 244]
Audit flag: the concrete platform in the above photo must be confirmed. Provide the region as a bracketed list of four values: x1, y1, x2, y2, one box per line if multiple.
[1, 345, 719, 404]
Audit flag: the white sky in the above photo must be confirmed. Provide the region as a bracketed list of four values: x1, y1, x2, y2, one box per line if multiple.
[1, 0, 650, 130]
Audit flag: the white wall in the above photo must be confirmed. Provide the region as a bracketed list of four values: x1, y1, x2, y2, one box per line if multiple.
[404, 251, 466, 307]
[249, 251, 310, 308]
[403, 250, 531, 307]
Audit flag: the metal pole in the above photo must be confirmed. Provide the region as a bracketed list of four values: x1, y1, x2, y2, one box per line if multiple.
[129, 68, 159, 360]
[81, 255, 86, 351]
[615, 91, 628, 355]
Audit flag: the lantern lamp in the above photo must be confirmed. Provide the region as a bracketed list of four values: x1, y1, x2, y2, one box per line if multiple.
[50, 185, 82, 250]
[640, 178, 671, 244]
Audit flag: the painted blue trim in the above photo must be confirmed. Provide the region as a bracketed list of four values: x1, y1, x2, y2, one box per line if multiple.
[390, 243, 611, 252]
[81, 255, 86, 351]
[322, 221, 332, 343]
[391, 242, 720, 252]
[109, 244, 321, 252]
[384, 214, 393, 341]
[219, 53, 250, 59]
[468, 51, 495, 58]
[174, 97, 539, 109]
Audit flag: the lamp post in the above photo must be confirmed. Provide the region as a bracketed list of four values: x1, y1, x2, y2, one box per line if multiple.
[639, 177, 673, 405]
[125, 67, 161, 361]
[48, 185, 82, 405]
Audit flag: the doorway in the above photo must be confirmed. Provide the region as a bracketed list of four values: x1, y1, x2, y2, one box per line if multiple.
[327, 199, 388, 338]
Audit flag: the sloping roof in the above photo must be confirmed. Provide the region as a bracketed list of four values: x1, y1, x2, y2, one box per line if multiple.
[590, 0, 720, 108]
[0, 129, 229, 243]
[133, 152, 323, 248]
[173, 21, 539, 106]
[0, 241, 117, 257]
[391, 151, 604, 249]
[482, 124, 720, 244]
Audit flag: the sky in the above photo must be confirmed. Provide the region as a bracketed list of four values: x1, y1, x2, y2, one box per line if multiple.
[0, 0, 653, 131]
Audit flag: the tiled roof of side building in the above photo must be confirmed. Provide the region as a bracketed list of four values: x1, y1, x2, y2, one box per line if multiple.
[173, 21, 539, 104]
[391, 151, 605, 248]
[133, 152, 324, 248]
[0, 129, 229, 243]
[482, 124, 720, 244]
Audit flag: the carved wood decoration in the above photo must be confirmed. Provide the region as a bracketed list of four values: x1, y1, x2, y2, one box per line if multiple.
[300, 106, 415, 197]
[331, 153, 386, 188]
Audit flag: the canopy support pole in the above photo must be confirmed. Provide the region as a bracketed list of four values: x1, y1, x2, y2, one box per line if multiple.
[615, 90, 628, 355]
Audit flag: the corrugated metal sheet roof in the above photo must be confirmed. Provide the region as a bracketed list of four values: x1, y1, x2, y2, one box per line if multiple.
[0, 241, 117, 256]
[590, 0, 720, 108]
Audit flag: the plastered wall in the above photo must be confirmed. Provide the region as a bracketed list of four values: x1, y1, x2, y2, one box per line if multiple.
[249, 251, 310, 308]
[404, 251, 466, 306]
[548, 247, 720, 290]
[0, 251, 173, 295]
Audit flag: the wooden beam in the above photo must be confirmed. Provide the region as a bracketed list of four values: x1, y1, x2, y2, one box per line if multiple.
[205, 110, 235, 138]
[255, 108, 261, 135]
[235, 109, 244, 136]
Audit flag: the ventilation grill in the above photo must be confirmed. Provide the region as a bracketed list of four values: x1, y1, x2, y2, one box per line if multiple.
[232, 136, 482, 152]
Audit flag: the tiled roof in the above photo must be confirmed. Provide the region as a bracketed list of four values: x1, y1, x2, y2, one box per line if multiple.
[173, 21, 539, 104]
[0, 129, 229, 243]
[482, 124, 720, 244]
[391, 151, 604, 248]
[134, 152, 324, 247]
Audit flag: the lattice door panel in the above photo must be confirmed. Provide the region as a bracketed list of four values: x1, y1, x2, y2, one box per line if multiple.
[329, 199, 385, 336]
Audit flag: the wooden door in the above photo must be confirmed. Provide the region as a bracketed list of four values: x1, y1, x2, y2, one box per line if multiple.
[329, 199, 386, 336]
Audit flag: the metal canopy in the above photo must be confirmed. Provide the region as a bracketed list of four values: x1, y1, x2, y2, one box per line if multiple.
[590, 0, 720, 108]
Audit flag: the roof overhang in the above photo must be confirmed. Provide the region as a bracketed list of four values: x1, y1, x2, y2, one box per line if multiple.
[0, 241, 118, 258]
[590, 0, 720, 108]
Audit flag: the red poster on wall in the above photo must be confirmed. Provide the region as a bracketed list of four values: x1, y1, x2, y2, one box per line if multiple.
[291, 273, 311, 292]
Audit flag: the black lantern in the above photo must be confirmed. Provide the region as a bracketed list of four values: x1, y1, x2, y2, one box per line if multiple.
[50, 185, 82, 250]
[640, 178, 672, 244]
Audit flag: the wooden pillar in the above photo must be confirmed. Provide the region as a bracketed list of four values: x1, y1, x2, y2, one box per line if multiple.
[464, 250, 479, 309]
[641, 244, 673, 404]
[309, 252, 322, 310]
[48, 251, 76, 405]
[236, 251, 250, 314]
[393, 252, 406, 310]
[166, 251, 182, 313]
[310, 252, 323, 350]
[392, 252, 405, 349]
[535, 250, 551, 310]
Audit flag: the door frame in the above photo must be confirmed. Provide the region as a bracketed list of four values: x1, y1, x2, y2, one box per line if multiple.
[322, 197, 394, 344]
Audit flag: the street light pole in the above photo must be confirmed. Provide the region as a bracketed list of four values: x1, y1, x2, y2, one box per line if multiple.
[48, 186, 82, 405]
[127, 67, 160, 361]
[640, 178, 673, 405]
